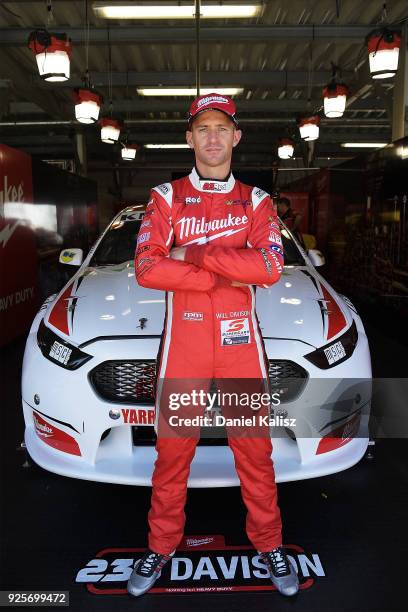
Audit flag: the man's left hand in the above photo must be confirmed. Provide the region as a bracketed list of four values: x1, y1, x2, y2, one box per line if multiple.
[169, 247, 187, 261]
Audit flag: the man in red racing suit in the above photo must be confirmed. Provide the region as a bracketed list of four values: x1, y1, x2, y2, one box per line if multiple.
[128, 94, 299, 598]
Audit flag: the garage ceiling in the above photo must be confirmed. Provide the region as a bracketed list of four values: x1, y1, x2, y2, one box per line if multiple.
[0, 0, 407, 173]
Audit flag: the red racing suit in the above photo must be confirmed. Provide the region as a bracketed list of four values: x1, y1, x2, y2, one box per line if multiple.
[135, 167, 284, 554]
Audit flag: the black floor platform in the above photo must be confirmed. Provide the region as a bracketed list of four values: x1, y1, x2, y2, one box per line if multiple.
[1, 314, 408, 612]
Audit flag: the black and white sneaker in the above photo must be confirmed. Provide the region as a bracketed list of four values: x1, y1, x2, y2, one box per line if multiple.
[127, 549, 174, 597]
[259, 547, 299, 596]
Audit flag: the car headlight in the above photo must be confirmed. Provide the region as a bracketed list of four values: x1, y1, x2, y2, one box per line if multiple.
[304, 320, 358, 370]
[36, 319, 92, 370]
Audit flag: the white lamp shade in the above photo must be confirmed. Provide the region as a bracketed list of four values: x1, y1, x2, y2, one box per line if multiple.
[369, 48, 399, 78]
[121, 146, 137, 160]
[75, 100, 101, 124]
[324, 94, 347, 118]
[101, 124, 120, 143]
[299, 123, 319, 141]
[278, 144, 294, 159]
[35, 50, 70, 82]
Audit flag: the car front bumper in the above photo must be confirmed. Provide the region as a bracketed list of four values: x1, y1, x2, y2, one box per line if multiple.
[22, 324, 372, 486]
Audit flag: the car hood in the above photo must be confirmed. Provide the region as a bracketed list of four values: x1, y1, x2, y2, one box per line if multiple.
[46, 262, 167, 344]
[256, 267, 352, 347]
[46, 263, 351, 348]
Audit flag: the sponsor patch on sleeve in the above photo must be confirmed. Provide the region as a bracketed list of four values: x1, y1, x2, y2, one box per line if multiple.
[269, 244, 283, 256]
[268, 231, 282, 245]
[269, 250, 283, 272]
[137, 232, 150, 245]
[221, 318, 251, 345]
[156, 183, 170, 195]
[251, 186, 270, 210]
[136, 245, 151, 256]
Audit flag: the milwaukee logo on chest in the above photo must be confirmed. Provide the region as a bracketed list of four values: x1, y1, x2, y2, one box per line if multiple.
[177, 214, 248, 240]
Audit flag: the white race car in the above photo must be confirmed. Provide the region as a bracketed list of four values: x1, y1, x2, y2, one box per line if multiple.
[22, 206, 372, 486]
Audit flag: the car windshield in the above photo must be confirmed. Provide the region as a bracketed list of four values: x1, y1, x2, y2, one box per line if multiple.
[280, 228, 305, 265]
[89, 215, 305, 267]
[89, 218, 142, 266]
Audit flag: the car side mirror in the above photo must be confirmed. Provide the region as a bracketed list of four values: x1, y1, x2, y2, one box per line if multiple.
[59, 248, 83, 266]
[307, 249, 325, 267]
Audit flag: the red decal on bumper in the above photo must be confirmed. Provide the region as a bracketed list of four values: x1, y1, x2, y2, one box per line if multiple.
[33, 411, 81, 456]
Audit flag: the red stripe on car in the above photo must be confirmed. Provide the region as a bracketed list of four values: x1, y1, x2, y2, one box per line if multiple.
[316, 412, 361, 455]
[320, 283, 347, 341]
[47, 284, 72, 336]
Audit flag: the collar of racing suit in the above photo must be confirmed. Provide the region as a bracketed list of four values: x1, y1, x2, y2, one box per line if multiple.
[189, 166, 236, 194]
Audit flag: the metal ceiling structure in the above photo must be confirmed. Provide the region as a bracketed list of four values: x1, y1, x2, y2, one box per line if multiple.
[0, 0, 407, 173]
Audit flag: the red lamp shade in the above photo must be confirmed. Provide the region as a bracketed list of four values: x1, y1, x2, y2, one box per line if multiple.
[100, 118, 122, 143]
[28, 30, 72, 82]
[73, 89, 103, 124]
[323, 83, 349, 118]
[367, 29, 401, 79]
[297, 115, 320, 141]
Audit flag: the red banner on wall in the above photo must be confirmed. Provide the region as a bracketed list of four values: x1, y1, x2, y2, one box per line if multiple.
[0, 144, 38, 346]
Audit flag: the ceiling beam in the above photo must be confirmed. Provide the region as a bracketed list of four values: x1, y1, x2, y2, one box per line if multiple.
[0, 25, 374, 46]
[34, 70, 355, 89]
[7, 98, 388, 116]
[1, 131, 389, 147]
[0, 119, 389, 129]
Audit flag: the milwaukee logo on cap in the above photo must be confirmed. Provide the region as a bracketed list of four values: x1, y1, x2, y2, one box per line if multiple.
[197, 95, 229, 109]
[188, 92, 238, 126]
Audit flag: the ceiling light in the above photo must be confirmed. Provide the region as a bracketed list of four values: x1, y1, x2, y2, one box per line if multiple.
[145, 144, 190, 149]
[137, 87, 243, 96]
[28, 30, 72, 82]
[397, 146, 408, 159]
[367, 28, 401, 79]
[121, 144, 139, 160]
[297, 115, 320, 141]
[93, 3, 261, 19]
[341, 143, 388, 148]
[278, 138, 294, 159]
[100, 117, 121, 143]
[323, 83, 349, 118]
[73, 89, 103, 124]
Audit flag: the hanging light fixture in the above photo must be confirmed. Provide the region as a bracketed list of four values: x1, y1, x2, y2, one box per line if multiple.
[73, 88, 103, 124]
[297, 115, 320, 141]
[297, 29, 320, 143]
[121, 144, 139, 160]
[98, 20, 122, 143]
[323, 82, 349, 118]
[28, 29, 72, 82]
[100, 117, 121, 143]
[278, 138, 295, 159]
[72, 1, 102, 124]
[366, 28, 401, 79]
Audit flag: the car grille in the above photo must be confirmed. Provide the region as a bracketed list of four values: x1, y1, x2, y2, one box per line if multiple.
[89, 359, 156, 404]
[89, 359, 307, 405]
[268, 360, 308, 403]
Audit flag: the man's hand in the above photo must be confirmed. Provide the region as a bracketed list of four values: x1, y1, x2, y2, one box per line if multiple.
[169, 247, 187, 261]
